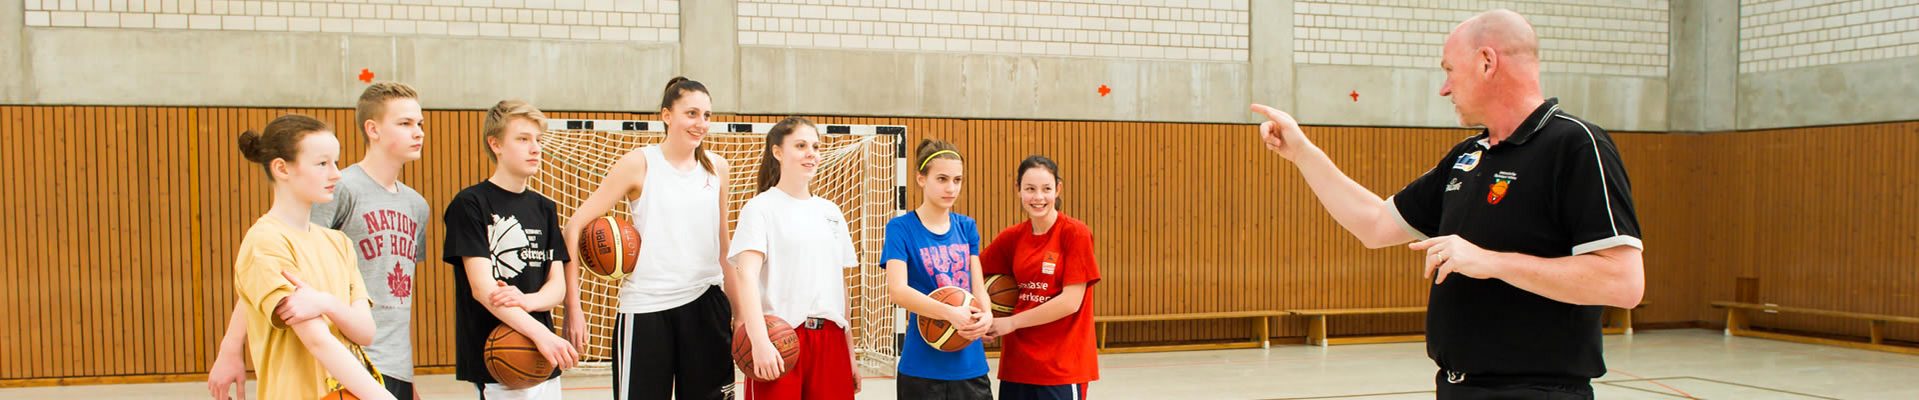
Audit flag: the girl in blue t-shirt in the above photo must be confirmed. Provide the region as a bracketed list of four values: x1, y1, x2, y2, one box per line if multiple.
[881, 138, 995, 399]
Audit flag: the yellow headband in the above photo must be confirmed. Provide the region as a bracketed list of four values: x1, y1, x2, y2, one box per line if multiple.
[919, 150, 961, 171]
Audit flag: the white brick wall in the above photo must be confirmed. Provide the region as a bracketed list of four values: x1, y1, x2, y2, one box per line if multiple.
[1295, 0, 1670, 78]
[1739, 0, 1919, 73]
[19, 0, 679, 43]
[737, 0, 1250, 62]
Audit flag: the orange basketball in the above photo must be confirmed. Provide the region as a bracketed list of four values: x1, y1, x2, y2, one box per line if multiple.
[322, 388, 358, 400]
[917, 286, 982, 352]
[731, 315, 802, 381]
[484, 325, 553, 390]
[579, 216, 640, 279]
[985, 274, 1019, 317]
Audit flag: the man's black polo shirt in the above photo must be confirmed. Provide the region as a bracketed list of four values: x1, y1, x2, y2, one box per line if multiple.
[1388, 98, 1643, 381]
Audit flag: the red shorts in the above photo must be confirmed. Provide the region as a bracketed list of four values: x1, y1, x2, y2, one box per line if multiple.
[745, 319, 856, 400]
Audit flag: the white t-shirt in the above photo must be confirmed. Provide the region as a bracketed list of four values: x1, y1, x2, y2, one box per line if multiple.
[726, 189, 859, 328]
[619, 146, 725, 313]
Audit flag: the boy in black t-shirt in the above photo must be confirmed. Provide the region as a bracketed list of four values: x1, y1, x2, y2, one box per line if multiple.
[442, 100, 578, 399]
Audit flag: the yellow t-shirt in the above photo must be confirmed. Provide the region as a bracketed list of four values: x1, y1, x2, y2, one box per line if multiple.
[233, 216, 370, 400]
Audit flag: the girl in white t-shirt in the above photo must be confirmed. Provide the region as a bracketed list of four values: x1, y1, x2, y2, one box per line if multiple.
[729, 117, 861, 399]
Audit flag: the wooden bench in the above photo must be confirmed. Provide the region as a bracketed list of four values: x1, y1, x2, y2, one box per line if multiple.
[1289, 307, 1427, 346]
[1712, 301, 1919, 355]
[1602, 301, 1651, 335]
[1092, 311, 1292, 354]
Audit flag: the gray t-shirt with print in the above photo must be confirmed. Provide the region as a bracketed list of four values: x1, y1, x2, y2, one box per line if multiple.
[311, 164, 431, 382]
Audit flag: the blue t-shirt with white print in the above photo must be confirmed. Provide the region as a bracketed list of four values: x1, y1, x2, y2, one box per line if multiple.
[880, 211, 989, 380]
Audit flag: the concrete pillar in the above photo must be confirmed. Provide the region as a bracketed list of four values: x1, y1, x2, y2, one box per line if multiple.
[1248, 0, 1295, 121]
[2, 0, 30, 102]
[1668, 0, 1738, 132]
[680, 0, 740, 113]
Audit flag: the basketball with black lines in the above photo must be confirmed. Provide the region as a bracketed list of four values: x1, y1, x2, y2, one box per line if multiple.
[484, 325, 553, 390]
[730, 315, 801, 381]
[579, 215, 640, 279]
[984, 274, 1019, 317]
[917, 286, 982, 352]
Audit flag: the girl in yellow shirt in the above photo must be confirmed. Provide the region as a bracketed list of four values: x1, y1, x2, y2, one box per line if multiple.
[226, 114, 394, 400]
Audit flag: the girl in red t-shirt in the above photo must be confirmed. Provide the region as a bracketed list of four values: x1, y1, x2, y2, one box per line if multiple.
[981, 155, 1100, 400]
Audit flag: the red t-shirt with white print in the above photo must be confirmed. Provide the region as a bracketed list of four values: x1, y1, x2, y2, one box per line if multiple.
[981, 212, 1100, 386]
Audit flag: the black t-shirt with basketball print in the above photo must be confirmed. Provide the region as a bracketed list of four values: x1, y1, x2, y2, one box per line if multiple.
[441, 179, 571, 384]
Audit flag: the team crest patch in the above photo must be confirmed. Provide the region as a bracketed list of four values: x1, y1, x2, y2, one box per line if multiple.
[1453, 151, 1482, 172]
[1488, 171, 1518, 204]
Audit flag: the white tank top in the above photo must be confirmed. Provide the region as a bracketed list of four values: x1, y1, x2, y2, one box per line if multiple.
[619, 146, 724, 313]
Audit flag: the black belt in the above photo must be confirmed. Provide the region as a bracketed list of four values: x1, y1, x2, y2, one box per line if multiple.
[799, 317, 836, 330]
[1443, 370, 1591, 387]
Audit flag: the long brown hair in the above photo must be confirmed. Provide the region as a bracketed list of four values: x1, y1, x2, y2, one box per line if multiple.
[237, 114, 332, 180]
[755, 117, 817, 193]
[661, 76, 716, 174]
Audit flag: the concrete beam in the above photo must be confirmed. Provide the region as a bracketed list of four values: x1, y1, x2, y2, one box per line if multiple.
[1738, 57, 1919, 130]
[1295, 63, 1667, 132]
[1543, 73, 1669, 132]
[1293, 64, 1454, 127]
[736, 46, 1251, 123]
[19, 28, 677, 111]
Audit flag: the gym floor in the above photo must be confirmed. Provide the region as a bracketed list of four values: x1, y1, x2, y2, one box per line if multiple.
[5, 329, 1913, 399]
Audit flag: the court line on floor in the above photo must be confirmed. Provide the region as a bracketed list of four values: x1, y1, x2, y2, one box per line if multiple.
[1595, 375, 1842, 400]
[1096, 350, 1429, 371]
[1257, 389, 1433, 399]
[1260, 376, 1699, 400]
[1594, 379, 1697, 399]
[1605, 369, 1697, 398]
[1712, 336, 1919, 370]
[1681, 376, 1840, 400]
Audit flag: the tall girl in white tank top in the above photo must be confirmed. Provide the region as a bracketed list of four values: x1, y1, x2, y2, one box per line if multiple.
[622, 144, 723, 310]
[562, 77, 741, 400]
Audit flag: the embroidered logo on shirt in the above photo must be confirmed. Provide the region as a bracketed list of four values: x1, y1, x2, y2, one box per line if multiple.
[1453, 151, 1482, 172]
[1487, 171, 1519, 205]
[1445, 178, 1462, 192]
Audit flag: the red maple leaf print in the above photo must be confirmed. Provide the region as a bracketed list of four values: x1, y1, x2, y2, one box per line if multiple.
[387, 262, 412, 299]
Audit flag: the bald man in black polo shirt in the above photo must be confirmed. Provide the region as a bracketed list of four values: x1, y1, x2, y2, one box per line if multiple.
[1249, 9, 1644, 399]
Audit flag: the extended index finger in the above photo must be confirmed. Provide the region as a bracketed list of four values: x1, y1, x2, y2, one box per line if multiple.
[1250, 103, 1287, 122]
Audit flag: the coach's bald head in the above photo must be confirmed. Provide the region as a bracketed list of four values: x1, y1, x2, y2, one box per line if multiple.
[1456, 9, 1539, 63]
[1438, 9, 1545, 133]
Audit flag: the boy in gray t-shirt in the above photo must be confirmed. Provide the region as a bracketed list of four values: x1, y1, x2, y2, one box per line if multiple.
[209, 82, 431, 400]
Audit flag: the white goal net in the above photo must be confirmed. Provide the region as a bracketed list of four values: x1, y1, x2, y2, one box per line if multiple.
[534, 119, 905, 377]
